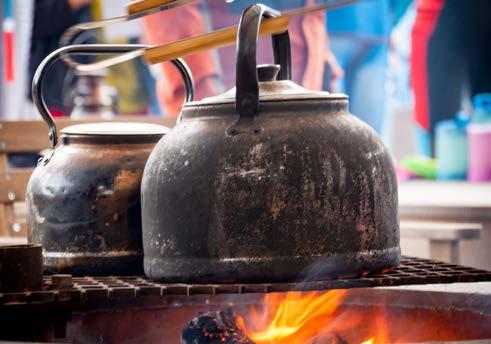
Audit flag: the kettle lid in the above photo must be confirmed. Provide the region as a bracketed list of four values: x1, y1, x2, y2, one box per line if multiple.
[61, 122, 170, 137]
[186, 64, 345, 107]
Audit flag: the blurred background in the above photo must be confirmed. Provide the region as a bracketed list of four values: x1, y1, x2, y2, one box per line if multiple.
[0, 0, 490, 269]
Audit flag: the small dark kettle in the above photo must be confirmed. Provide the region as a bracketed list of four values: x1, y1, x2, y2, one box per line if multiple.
[26, 44, 194, 275]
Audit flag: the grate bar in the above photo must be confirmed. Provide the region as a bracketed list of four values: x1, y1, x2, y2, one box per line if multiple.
[1, 257, 490, 307]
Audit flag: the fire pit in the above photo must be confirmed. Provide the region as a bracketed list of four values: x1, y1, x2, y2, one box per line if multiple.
[67, 286, 491, 343]
[0, 257, 490, 343]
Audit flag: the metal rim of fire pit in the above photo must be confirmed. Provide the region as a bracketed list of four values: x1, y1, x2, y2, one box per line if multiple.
[1, 256, 490, 307]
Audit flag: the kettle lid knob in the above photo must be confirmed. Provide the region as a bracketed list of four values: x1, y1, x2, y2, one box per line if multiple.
[257, 64, 280, 82]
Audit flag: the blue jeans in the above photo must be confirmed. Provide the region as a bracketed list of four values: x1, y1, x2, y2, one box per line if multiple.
[325, 36, 388, 134]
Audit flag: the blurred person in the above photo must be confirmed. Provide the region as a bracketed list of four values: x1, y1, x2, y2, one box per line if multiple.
[0, 0, 35, 119]
[384, 2, 417, 159]
[142, 1, 339, 118]
[95, 0, 163, 116]
[28, 0, 93, 117]
[141, 3, 219, 117]
[206, 0, 331, 91]
[410, 0, 491, 156]
[324, 0, 411, 134]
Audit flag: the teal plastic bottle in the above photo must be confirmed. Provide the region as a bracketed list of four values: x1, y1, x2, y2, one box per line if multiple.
[435, 112, 469, 180]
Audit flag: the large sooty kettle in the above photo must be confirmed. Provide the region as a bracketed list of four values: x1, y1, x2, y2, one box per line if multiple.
[26, 44, 194, 275]
[142, 4, 400, 283]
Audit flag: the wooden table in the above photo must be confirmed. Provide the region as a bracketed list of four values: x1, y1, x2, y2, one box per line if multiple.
[398, 181, 491, 269]
[400, 220, 482, 264]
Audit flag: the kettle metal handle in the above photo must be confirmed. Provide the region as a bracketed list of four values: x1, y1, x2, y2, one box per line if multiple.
[32, 44, 194, 148]
[235, 4, 292, 118]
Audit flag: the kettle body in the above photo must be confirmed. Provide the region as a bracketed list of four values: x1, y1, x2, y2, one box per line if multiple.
[27, 44, 194, 275]
[142, 99, 400, 283]
[27, 123, 169, 275]
[141, 4, 400, 283]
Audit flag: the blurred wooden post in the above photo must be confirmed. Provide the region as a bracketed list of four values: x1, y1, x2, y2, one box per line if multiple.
[0, 134, 16, 237]
[429, 240, 460, 264]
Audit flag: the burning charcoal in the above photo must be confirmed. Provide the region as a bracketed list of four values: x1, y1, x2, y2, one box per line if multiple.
[181, 308, 255, 344]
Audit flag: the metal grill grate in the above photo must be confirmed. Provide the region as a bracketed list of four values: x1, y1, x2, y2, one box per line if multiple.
[1, 256, 490, 306]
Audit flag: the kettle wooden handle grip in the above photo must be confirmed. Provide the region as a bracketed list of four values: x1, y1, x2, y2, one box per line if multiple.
[127, 0, 176, 15]
[143, 16, 290, 65]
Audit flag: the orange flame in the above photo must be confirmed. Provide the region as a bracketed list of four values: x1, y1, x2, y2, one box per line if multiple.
[236, 290, 393, 344]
